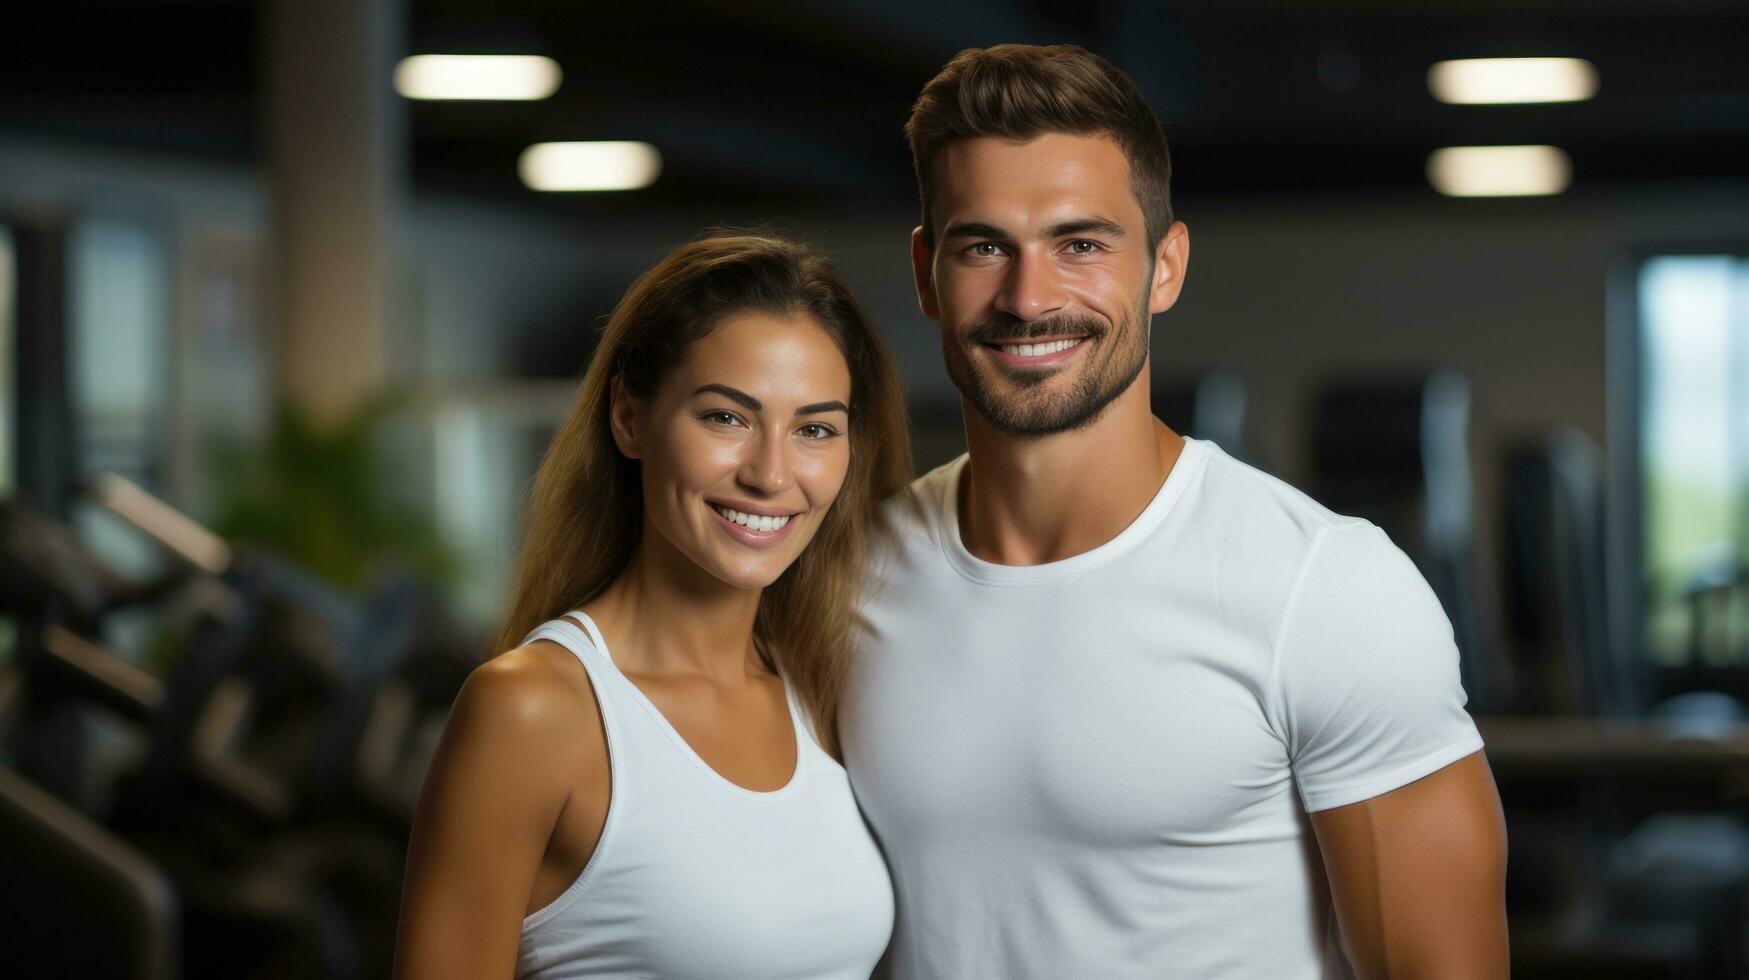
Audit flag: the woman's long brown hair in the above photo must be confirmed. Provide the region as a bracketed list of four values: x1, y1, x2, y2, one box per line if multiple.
[494, 231, 912, 755]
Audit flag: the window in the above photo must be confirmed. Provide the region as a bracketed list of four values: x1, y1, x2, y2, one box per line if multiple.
[69, 218, 170, 487]
[1635, 255, 1749, 670]
[0, 224, 13, 495]
[59, 218, 173, 595]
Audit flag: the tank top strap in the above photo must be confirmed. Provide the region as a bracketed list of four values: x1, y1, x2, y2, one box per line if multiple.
[559, 609, 611, 658]
[520, 614, 630, 745]
[522, 612, 613, 677]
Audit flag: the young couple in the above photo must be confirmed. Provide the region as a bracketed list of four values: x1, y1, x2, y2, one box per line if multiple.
[396, 44, 1508, 979]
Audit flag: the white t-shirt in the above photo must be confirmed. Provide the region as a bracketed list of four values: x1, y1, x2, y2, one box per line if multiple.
[841, 438, 1484, 979]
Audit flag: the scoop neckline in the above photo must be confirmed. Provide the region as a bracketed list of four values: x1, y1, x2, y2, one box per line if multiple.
[936, 436, 1210, 587]
[562, 610, 807, 803]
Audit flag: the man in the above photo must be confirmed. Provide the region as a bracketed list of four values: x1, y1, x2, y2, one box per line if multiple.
[840, 44, 1508, 978]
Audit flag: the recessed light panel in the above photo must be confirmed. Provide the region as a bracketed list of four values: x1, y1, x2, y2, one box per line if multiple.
[1428, 58, 1598, 105]
[1427, 145, 1572, 197]
[518, 142, 663, 192]
[394, 55, 562, 101]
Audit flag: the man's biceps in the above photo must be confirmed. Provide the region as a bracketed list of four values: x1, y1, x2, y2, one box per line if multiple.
[1312, 752, 1501, 844]
[1360, 766, 1503, 877]
[1374, 750, 1502, 821]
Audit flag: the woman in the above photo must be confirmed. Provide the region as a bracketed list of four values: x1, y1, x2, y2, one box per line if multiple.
[395, 232, 912, 979]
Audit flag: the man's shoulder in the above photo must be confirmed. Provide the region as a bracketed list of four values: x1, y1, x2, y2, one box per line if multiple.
[877, 454, 963, 536]
[1192, 448, 1425, 604]
[1163, 442, 1397, 641]
[1187, 442, 1372, 551]
[861, 456, 963, 598]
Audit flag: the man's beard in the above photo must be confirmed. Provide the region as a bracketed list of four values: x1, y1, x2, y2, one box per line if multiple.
[944, 302, 1151, 437]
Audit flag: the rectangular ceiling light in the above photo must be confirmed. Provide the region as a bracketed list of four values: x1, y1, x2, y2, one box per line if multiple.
[394, 55, 562, 101]
[1427, 145, 1572, 197]
[519, 142, 663, 192]
[1428, 57, 1598, 105]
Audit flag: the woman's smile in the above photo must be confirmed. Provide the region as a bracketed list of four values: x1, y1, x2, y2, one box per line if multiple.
[707, 499, 803, 548]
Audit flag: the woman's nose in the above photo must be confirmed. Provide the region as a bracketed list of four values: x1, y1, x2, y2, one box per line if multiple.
[738, 432, 794, 495]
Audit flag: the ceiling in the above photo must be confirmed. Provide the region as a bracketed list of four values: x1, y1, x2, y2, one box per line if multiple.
[3, 0, 1748, 214]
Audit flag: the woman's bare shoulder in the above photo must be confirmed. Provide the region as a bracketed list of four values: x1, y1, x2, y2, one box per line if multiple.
[456, 642, 601, 739]
[396, 642, 606, 977]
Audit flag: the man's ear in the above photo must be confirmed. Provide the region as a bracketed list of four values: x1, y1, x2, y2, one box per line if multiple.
[608, 375, 646, 460]
[910, 226, 941, 320]
[1148, 221, 1191, 316]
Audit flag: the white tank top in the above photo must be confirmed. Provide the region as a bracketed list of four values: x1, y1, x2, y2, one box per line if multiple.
[515, 612, 894, 979]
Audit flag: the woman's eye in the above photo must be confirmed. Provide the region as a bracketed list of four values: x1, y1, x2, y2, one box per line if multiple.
[703, 411, 743, 427]
[798, 423, 838, 440]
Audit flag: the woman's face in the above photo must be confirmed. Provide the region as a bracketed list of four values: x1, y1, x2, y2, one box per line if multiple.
[615, 310, 854, 591]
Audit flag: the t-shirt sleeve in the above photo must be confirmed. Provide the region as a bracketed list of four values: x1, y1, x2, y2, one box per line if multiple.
[1272, 522, 1485, 812]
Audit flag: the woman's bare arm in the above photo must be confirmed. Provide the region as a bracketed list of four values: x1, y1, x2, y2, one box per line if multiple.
[394, 647, 601, 979]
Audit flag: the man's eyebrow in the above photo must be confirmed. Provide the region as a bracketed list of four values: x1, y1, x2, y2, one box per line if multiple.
[795, 400, 850, 417]
[941, 220, 1010, 241]
[694, 384, 761, 411]
[1047, 217, 1127, 239]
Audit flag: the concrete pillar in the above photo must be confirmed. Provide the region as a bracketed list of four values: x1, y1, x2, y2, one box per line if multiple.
[264, 0, 403, 428]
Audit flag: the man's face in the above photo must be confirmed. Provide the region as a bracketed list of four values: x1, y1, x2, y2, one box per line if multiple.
[912, 132, 1187, 436]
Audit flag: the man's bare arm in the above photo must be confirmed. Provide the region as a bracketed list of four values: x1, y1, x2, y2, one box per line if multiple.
[1309, 751, 1508, 979]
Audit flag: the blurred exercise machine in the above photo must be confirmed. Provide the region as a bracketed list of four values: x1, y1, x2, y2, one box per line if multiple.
[0, 477, 474, 979]
[1501, 429, 1749, 977]
[0, 764, 178, 980]
[1504, 429, 1634, 718]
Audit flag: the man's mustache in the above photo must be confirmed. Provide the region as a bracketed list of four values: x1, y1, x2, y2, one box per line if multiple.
[963, 313, 1107, 346]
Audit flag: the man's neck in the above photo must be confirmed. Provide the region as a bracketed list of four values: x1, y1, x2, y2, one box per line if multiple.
[958, 379, 1185, 567]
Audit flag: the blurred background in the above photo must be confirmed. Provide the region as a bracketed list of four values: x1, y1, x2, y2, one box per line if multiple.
[1, 0, 1747, 977]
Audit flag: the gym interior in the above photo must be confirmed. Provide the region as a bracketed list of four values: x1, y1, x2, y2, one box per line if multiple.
[2, 2, 1748, 977]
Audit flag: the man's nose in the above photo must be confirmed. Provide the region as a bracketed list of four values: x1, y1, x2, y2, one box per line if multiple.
[994, 249, 1069, 322]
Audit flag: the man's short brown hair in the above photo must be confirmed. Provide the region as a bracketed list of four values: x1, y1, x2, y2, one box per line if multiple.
[905, 43, 1173, 250]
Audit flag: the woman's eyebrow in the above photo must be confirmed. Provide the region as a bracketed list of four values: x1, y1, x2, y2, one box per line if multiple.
[694, 383, 760, 411]
[695, 386, 846, 418]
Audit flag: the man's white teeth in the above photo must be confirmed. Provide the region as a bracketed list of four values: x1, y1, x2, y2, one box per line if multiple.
[714, 505, 791, 533]
[999, 338, 1082, 357]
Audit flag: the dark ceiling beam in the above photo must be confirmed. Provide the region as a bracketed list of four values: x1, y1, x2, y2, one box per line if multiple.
[695, 0, 1085, 68]
[596, 101, 909, 198]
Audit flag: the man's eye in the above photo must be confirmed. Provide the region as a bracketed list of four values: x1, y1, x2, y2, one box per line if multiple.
[1067, 239, 1100, 254]
[969, 242, 1002, 257]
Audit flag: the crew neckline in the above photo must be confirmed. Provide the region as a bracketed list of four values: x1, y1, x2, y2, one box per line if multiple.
[936, 436, 1210, 587]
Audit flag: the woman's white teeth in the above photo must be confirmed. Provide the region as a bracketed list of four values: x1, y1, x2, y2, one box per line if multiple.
[999, 338, 1082, 357]
[714, 505, 791, 533]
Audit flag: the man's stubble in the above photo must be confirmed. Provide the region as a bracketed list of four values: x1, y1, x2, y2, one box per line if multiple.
[944, 286, 1153, 438]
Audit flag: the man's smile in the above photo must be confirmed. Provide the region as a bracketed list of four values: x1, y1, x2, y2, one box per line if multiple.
[979, 334, 1090, 369]
[987, 337, 1085, 356]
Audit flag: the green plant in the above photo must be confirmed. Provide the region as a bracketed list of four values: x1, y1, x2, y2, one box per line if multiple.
[209, 395, 457, 591]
